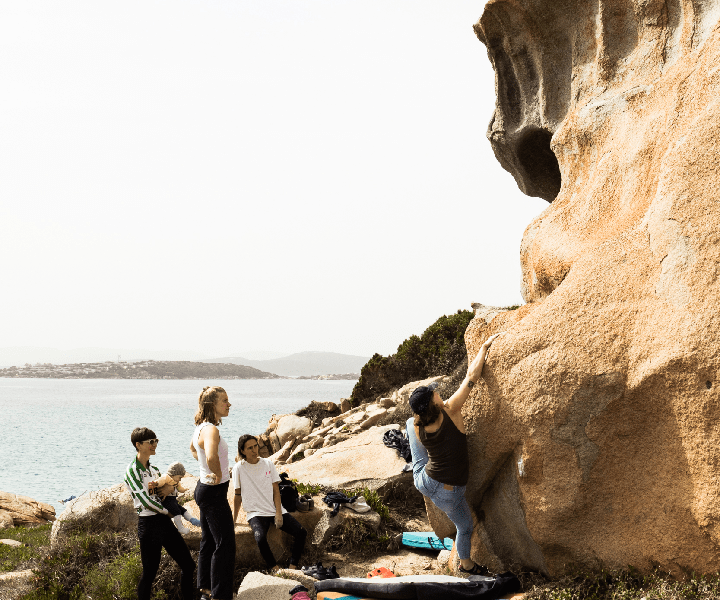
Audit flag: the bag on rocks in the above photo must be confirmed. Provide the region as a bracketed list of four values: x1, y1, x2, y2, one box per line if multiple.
[278, 473, 300, 512]
[382, 428, 411, 462]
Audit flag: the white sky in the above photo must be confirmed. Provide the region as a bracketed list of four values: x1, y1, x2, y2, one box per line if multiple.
[0, 1, 548, 359]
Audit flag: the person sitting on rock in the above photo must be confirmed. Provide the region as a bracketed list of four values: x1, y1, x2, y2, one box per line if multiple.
[124, 427, 195, 600]
[232, 434, 307, 571]
[406, 333, 502, 576]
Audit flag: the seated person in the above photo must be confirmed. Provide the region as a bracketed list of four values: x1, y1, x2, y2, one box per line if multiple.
[232, 434, 307, 571]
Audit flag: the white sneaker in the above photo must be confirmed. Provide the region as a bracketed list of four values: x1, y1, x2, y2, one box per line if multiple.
[348, 496, 371, 513]
[173, 515, 191, 534]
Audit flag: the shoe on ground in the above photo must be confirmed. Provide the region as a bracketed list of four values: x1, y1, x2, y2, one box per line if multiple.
[295, 498, 311, 512]
[348, 496, 371, 513]
[458, 563, 490, 576]
[288, 584, 309, 595]
[301, 562, 323, 577]
[187, 516, 201, 527]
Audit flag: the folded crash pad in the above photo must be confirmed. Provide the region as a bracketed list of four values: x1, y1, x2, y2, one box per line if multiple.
[401, 531, 454, 551]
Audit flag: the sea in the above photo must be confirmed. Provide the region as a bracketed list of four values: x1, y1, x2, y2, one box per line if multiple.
[0, 378, 356, 516]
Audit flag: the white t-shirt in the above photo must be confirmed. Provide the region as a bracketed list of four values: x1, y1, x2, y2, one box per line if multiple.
[231, 457, 286, 521]
[193, 422, 230, 485]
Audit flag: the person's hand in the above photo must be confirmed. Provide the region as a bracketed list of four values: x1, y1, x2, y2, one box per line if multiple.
[274, 514, 284, 529]
[148, 481, 158, 494]
[204, 473, 218, 485]
[468, 332, 504, 380]
[483, 332, 503, 351]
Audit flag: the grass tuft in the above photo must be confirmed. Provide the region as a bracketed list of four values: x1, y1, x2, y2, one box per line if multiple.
[523, 567, 720, 600]
[0, 523, 52, 573]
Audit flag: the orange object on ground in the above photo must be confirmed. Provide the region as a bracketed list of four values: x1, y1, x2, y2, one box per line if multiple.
[367, 567, 395, 578]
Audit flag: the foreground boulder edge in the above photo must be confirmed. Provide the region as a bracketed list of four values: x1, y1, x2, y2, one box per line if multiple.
[466, 0, 720, 576]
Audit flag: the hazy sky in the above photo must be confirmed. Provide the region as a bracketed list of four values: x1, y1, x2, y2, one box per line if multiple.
[0, 1, 548, 359]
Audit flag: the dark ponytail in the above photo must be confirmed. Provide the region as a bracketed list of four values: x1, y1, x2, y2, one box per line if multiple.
[413, 400, 442, 427]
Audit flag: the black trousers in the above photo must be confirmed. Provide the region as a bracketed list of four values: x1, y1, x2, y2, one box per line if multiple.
[162, 495, 184, 517]
[195, 481, 236, 600]
[137, 514, 194, 600]
[248, 513, 307, 568]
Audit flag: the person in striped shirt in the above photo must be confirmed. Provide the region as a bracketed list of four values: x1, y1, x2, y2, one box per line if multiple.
[125, 427, 195, 600]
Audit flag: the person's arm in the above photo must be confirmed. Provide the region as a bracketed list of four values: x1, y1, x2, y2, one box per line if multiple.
[233, 491, 243, 523]
[126, 465, 169, 516]
[201, 425, 222, 483]
[445, 333, 502, 415]
[189, 438, 198, 461]
[272, 482, 283, 528]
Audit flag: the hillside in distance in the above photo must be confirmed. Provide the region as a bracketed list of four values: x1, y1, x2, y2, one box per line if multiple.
[202, 351, 369, 377]
[0, 360, 280, 380]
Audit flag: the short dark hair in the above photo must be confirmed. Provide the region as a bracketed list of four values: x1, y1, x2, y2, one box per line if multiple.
[237, 434, 258, 460]
[131, 427, 157, 449]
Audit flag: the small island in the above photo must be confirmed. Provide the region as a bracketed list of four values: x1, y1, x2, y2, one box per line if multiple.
[0, 360, 281, 380]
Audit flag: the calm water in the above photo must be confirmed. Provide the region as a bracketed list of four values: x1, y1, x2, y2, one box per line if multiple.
[0, 378, 356, 515]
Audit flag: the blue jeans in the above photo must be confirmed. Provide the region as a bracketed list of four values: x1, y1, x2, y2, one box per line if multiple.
[406, 417, 474, 559]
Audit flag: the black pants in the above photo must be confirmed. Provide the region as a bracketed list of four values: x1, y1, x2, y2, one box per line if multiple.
[162, 495, 184, 517]
[194, 481, 236, 600]
[137, 514, 194, 600]
[248, 513, 307, 568]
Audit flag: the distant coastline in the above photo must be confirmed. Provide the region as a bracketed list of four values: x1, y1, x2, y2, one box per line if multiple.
[0, 360, 281, 380]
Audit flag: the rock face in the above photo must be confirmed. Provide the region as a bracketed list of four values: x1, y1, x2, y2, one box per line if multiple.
[462, 0, 720, 576]
[282, 425, 411, 494]
[0, 492, 55, 527]
[276, 415, 313, 447]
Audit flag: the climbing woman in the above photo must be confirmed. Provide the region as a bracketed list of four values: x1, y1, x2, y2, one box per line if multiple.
[190, 386, 236, 600]
[406, 332, 502, 575]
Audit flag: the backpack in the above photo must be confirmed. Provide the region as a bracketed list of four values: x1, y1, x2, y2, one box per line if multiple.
[278, 472, 300, 512]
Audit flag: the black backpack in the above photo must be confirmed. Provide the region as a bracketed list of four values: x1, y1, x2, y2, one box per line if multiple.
[278, 472, 299, 512]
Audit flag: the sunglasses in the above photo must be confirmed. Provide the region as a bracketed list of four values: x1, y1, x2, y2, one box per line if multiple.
[142, 439, 159, 445]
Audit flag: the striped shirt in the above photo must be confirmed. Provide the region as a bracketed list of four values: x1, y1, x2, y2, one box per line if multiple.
[124, 457, 169, 517]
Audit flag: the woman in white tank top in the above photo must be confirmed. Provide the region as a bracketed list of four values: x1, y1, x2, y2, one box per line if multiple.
[190, 386, 235, 600]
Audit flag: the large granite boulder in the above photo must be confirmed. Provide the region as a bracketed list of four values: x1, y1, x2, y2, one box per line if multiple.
[51, 484, 136, 543]
[0, 492, 55, 527]
[276, 415, 313, 447]
[282, 424, 411, 494]
[460, 0, 720, 577]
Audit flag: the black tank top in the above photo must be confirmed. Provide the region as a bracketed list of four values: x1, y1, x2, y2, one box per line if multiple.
[419, 409, 469, 486]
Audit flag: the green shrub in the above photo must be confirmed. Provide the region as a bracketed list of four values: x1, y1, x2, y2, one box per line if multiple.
[82, 550, 143, 600]
[326, 520, 391, 555]
[0, 523, 51, 572]
[294, 481, 325, 496]
[351, 309, 474, 404]
[21, 523, 189, 600]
